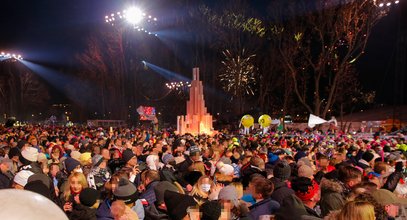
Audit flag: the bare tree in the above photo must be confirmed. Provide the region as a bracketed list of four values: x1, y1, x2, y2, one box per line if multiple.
[268, 0, 387, 117]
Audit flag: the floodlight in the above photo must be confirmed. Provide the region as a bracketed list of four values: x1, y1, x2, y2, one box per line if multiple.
[125, 7, 144, 24]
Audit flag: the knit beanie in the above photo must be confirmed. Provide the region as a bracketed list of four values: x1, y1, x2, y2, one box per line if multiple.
[113, 178, 138, 204]
[64, 157, 81, 174]
[273, 161, 291, 181]
[200, 201, 221, 220]
[21, 147, 39, 162]
[80, 188, 100, 207]
[92, 154, 104, 167]
[362, 151, 374, 163]
[122, 149, 136, 164]
[291, 177, 319, 201]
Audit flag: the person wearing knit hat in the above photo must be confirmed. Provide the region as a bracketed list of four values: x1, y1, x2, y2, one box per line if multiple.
[113, 177, 138, 204]
[21, 147, 38, 163]
[164, 190, 197, 220]
[298, 165, 314, 180]
[200, 200, 221, 220]
[358, 151, 375, 169]
[273, 161, 291, 181]
[68, 188, 100, 220]
[13, 170, 34, 189]
[19, 147, 43, 174]
[87, 154, 112, 190]
[64, 157, 81, 175]
[122, 149, 137, 167]
[80, 188, 100, 207]
[275, 177, 321, 220]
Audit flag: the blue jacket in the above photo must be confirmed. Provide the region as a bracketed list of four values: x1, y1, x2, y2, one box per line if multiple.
[248, 198, 280, 220]
[96, 199, 113, 220]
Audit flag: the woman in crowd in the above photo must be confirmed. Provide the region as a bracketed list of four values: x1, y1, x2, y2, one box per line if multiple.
[61, 172, 88, 214]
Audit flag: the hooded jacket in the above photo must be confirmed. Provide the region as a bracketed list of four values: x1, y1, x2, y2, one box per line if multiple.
[319, 178, 346, 217]
[275, 194, 321, 220]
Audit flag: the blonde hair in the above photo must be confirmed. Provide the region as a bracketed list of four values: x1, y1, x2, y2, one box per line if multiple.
[63, 172, 88, 201]
[337, 201, 375, 220]
[189, 176, 214, 199]
[230, 182, 243, 199]
[188, 161, 206, 176]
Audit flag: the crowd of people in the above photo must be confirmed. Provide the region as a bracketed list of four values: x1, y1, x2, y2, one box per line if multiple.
[0, 124, 407, 220]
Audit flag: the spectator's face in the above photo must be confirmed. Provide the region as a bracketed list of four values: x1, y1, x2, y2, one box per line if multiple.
[101, 149, 110, 160]
[50, 165, 60, 177]
[70, 176, 83, 194]
[128, 156, 137, 167]
[385, 204, 399, 217]
[0, 162, 10, 173]
[318, 158, 329, 168]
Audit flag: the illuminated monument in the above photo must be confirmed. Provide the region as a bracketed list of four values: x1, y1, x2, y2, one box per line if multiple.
[177, 68, 213, 135]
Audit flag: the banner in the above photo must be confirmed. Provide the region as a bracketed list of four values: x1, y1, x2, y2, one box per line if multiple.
[137, 106, 157, 121]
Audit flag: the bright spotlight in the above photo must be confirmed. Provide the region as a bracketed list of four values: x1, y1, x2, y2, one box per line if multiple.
[125, 7, 144, 24]
[386, 2, 391, 6]
[379, 3, 384, 7]
[395, 0, 399, 3]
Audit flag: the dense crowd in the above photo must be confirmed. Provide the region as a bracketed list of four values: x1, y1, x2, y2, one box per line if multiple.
[0, 124, 407, 220]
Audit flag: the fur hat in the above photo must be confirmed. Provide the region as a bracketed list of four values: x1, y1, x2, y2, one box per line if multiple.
[21, 147, 38, 162]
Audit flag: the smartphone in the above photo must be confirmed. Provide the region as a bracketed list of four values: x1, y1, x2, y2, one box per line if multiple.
[137, 162, 148, 172]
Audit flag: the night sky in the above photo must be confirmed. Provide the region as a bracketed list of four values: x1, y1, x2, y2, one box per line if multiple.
[0, 0, 406, 105]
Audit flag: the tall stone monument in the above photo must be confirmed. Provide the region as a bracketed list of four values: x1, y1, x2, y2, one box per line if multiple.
[177, 68, 213, 135]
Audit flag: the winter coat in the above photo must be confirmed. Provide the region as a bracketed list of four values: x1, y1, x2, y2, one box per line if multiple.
[19, 162, 43, 174]
[70, 204, 97, 220]
[140, 181, 160, 206]
[275, 194, 321, 220]
[0, 171, 12, 189]
[319, 178, 346, 217]
[248, 198, 280, 220]
[383, 171, 404, 192]
[270, 177, 295, 205]
[96, 199, 114, 220]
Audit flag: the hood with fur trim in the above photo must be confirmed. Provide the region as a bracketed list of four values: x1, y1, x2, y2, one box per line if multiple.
[320, 178, 343, 194]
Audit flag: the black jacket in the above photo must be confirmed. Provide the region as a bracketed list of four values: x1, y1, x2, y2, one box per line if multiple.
[270, 177, 295, 205]
[69, 204, 97, 220]
[383, 171, 404, 192]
